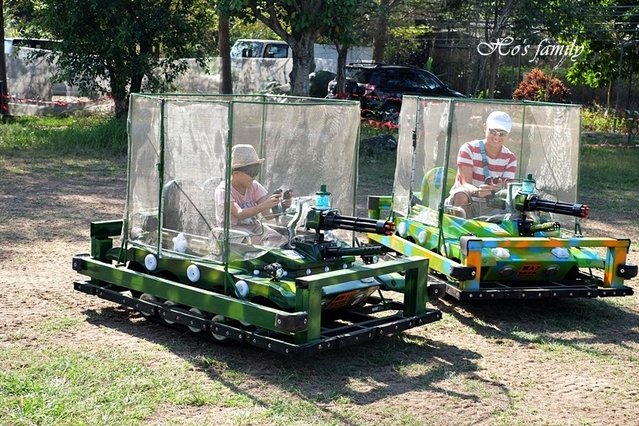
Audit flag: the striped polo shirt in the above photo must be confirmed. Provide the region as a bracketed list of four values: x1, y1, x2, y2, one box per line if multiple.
[454, 139, 517, 188]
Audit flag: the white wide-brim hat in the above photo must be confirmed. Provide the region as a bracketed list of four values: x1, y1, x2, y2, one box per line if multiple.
[231, 144, 265, 169]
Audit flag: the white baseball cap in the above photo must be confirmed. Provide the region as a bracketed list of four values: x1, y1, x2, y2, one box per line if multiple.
[486, 111, 512, 133]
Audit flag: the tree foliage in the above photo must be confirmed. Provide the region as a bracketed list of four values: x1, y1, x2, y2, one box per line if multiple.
[8, 0, 216, 118]
[457, 0, 639, 107]
[6, 0, 638, 113]
[219, 0, 374, 96]
[384, 25, 431, 66]
[370, 0, 403, 62]
[320, 0, 375, 95]
[558, 1, 639, 107]
[229, 20, 280, 41]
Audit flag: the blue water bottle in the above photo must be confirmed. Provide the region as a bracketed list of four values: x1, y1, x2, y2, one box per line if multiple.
[522, 174, 535, 194]
[315, 184, 331, 210]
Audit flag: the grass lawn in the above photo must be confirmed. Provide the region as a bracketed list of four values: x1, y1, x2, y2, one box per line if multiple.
[1, 115, 638, 425]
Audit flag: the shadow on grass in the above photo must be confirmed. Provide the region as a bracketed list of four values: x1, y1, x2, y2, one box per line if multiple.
[83, 305, 491, 424]
[80, 285, 639, 424]
[433, 295, 639, 352]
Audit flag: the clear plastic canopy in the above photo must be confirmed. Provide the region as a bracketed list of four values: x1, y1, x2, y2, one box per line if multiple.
[125, 93, 361, 262]
[394, 96, 582, 229]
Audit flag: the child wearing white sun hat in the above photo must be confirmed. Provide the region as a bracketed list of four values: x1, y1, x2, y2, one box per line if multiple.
[214, 144, 289, 246]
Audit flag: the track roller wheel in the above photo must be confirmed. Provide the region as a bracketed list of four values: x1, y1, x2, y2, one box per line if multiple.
[188, 308, 204, 333]
[139, 293, 158, 317]
[211, 315, 228, 341]
[162, 300, 178, 324]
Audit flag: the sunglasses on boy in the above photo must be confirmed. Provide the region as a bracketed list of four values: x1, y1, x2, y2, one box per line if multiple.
[488, 129, 509, 137]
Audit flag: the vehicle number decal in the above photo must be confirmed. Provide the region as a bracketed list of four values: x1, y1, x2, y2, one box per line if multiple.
[325, 291, 357, 310]
[518, 264, 542, 276]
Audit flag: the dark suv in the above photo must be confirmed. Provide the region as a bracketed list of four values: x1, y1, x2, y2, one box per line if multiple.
[327, 63, 465, 121]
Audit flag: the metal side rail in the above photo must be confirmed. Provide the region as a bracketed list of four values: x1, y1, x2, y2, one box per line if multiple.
[74, 280, 441, 356]
[441, 279, 634, 301]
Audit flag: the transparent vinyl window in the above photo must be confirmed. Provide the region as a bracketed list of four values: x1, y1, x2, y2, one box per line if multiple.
[125, 94, 361, 263]
[394, 97, 581, 230]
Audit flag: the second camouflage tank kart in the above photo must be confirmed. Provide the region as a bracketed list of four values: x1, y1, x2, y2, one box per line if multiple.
[367, 97, 636, 300]
[71, 93, 443, 355]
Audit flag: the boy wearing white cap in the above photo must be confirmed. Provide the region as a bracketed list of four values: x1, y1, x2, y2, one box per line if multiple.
[446, 111, 517, 217]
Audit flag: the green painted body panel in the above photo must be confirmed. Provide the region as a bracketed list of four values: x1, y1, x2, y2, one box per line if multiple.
[71, 94, 445, 354]
[73, 217, 441, 353]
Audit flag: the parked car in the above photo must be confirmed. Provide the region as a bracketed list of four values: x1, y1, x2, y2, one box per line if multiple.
[327, 63, 466, 122]
[231, 39, 292, 59]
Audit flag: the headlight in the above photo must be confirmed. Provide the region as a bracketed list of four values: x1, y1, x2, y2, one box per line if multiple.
[551, 247, 570, 259]
[492, 248, 510, 258]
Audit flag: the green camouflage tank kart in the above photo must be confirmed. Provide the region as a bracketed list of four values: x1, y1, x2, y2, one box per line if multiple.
[72, 93, 443, 355]
[367, 97, 636, 300]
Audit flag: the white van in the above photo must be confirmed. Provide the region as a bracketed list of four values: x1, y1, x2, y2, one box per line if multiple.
[231, 39, 292, 59]
[231, 39, 373, 64]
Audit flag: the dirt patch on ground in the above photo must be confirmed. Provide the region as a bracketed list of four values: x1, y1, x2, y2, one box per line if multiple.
[1, 154, 638, 425]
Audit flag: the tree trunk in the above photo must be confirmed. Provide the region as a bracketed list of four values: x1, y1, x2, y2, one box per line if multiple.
[335, 45, 349, 95]
[0, 0, 9, 118]
[109, 82, 128, 118]
[488, 53, 497, 97]
[111, 72, 141, 119]
[288, 36, 315, 96]
[472, 0, 515, 96]
[113, 98, 128, 119]
[218, 14, 232, 94]
[372, 0, 391, 63]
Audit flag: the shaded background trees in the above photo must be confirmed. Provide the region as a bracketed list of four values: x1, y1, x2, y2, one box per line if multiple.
[7, 0, 215, 117]
[218, 0, 376, 96]
[2, 0, 639, 117]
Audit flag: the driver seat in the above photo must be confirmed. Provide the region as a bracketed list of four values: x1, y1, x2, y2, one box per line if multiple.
[420, 167, 456, 211]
